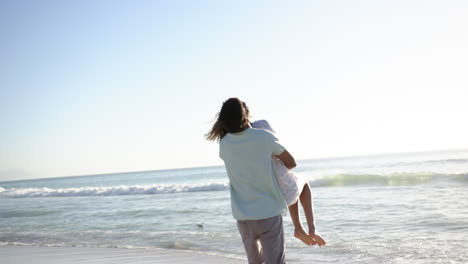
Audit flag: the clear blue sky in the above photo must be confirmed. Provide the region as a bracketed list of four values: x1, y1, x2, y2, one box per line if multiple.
[1, 0, 467, 181]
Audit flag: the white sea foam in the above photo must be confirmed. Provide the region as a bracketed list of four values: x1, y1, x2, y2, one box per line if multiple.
[0, 183, 229, 198]
[2, 172, 466, 198]
[307, 172, 468, 187]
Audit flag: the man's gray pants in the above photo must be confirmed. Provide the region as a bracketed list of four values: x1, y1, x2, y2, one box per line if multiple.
[237, 215, 286, 264]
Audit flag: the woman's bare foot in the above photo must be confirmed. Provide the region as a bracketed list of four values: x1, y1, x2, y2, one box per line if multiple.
[309, 231, 326, 246]
[294, 229, 316, 245]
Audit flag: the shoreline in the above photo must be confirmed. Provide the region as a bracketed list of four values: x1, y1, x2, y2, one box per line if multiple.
[0, 245, 246, 264]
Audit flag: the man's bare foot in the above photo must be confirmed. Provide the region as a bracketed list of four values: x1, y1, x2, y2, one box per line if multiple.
[309, 231, 326, 246]
[294, 229, 316, 245]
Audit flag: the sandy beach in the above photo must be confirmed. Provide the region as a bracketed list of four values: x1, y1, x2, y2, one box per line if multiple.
[0, 245, 246, 264]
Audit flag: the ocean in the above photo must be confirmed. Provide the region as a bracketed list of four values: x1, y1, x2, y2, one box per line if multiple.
[1, 149, 467, 263]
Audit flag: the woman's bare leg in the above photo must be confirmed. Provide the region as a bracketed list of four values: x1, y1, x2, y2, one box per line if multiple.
[299, 183, 326, 246]
[288, 200, 314, 245]
[299, 183, 316, 233]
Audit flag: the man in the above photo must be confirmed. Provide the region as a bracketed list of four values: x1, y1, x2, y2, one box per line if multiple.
[208, 98, 296, 264]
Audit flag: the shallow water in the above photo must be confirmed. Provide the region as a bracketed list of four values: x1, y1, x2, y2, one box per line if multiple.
[1, 150, 467, 263]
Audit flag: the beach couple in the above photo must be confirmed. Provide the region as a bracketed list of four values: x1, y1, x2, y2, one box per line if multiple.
[207, 98, 326, 264]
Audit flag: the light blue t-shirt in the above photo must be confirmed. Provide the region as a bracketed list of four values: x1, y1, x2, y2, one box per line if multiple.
[219, 127, 288, 220]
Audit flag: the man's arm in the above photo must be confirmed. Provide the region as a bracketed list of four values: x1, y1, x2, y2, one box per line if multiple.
[274, 150, 296, 170]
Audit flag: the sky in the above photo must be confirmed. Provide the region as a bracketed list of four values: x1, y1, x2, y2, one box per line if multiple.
[1, 0, 467, 181]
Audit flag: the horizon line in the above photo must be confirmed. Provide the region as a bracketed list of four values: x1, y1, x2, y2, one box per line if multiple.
[1, 147, 467, 184]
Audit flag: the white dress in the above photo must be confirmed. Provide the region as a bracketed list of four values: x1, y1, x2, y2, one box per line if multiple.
[251, 120, 307, 206]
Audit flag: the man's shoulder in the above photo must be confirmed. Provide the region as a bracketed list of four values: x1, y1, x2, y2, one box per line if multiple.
[248, 127, 273, 137]
[250, 127, 276, 138]
[220, 129, 274, 142]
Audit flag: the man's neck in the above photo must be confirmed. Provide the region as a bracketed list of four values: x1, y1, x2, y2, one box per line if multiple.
[240, 123, 251, 132]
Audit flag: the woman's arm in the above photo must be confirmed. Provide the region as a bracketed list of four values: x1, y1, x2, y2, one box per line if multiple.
[275, 149, 297, 170]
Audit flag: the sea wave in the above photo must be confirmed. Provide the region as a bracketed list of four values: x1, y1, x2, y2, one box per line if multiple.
[1, 172, 467, 198]
[308, 172, 468, 187]
[0, 183, 229, 198]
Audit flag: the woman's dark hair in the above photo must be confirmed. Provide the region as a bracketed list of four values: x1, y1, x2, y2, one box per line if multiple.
[206, 98, 251, 142]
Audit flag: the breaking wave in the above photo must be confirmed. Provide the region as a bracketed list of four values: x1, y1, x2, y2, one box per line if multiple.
[1, 172, 467, 198]
[308, 172, 468, 187]
[0, 183, 228, 198]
